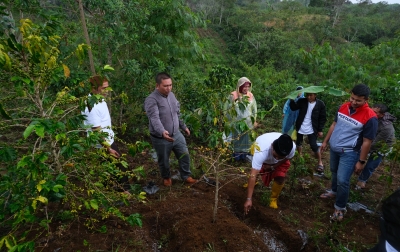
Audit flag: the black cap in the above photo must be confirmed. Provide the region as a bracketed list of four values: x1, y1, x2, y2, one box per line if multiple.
[273, 134, 293, 157]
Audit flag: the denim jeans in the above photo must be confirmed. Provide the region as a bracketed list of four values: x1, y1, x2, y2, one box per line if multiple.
[358, 153, 383, 183]
[329, 150, 359, 210]
[150, 131, 192, 180]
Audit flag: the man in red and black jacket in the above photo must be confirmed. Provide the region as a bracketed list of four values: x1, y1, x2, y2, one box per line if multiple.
[320, 84, 378, 222]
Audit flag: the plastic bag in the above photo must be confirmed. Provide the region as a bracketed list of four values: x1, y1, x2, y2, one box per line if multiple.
[143, 181, 159, 195]
[291, 129, 297, 141]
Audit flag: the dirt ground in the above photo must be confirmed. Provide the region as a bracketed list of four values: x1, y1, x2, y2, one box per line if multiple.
[37, 140, 399, 252]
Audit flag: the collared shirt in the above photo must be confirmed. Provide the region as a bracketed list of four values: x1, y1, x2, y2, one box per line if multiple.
[144, 90, 187, 138]
[330, 102, 378, 152]
[82, 94, 114, 145]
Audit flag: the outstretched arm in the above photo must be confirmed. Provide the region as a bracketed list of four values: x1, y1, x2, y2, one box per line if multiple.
[244, 168, 260, 214]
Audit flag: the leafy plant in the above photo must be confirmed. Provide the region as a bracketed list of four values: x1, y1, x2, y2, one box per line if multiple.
[0, 18, 144, 250]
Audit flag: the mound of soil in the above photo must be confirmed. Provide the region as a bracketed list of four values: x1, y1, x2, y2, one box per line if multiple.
[39, 148, 399, 252]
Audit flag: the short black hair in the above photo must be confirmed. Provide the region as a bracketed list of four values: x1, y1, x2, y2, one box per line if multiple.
[351, 84, 370, 98]
[373, 103, 388, 114]
[155, 72, 171, 85]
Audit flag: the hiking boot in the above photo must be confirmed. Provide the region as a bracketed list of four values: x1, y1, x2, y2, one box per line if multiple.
[185, 177, 197, 184]
[163, 178, 172, 187]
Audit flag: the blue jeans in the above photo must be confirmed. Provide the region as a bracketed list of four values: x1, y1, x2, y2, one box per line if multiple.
[329, 150, 359, 210]
[150, 131, 192, 180]
[358, 153, 383, 183]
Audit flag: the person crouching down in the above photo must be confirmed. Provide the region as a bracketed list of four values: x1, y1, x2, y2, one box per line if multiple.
[244, 133, 296, 213]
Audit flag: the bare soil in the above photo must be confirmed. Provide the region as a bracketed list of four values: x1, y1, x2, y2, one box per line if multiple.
[38, 140, 399, 252]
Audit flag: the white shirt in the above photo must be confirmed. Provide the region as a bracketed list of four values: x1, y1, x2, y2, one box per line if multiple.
[82, 95, 114, 145]
[252, 132, 296, 170]
[299, 101, 316, 135]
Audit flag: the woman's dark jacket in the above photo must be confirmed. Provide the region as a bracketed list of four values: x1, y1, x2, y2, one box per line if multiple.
[289, 98, 327, 134]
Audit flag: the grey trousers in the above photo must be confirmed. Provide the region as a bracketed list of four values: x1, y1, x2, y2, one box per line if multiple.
[150, 131, 192, 180]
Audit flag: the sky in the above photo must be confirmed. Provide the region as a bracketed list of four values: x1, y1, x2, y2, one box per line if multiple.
[350, 0, 400, 3]
[372, 0, 400, 3]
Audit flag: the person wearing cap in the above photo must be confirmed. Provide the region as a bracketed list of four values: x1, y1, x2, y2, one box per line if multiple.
[282, 86, 304, 135]
[244, 133, 296, 213]
[289, 92, 326, 172]
[320, 84, 378, 222]
[226, 77, 257, 161]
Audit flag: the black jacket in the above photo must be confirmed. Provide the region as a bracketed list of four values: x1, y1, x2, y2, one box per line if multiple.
[289, 98, 326, 134]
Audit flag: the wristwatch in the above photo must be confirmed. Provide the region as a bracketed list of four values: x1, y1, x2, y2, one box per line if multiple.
[358, 159, 366, 165]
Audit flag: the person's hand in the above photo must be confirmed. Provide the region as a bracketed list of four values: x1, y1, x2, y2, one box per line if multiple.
[163, 131, 174, 142]
[354, 162, 365, 175]
[244, 199, 252, 215]
[108, 148, 120, 158]
[282, 114, 285, 118]
[185, 128, 190, 136]
[318, 132, 323, 138]
[253, 122, 258, 128]
[320, 142, 328, 153]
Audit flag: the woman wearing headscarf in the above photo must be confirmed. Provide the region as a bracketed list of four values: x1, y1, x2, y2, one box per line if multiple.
[227, 77, 257, 161]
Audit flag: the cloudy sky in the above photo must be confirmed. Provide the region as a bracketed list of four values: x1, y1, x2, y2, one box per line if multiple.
[351, 0, 400, 3]
[369, 0, 400, 3]
[375, 0, 400, 3]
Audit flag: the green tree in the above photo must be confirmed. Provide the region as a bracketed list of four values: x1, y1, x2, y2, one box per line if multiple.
[0, 18, 144, 251]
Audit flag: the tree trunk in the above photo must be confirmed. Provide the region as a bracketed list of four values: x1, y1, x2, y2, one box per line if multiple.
[212, 164, 219, 223]
[78, 0, 96, 75]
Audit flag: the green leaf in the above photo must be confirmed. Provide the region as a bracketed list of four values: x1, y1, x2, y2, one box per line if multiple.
[35, 125, 45, 137]
[17, 156, 30, 168]
[5, 237, 14, 249]
[52, 184, 63, 193]
[120, 160, 128, 168]
[285, 86, 325, 99]
[55, 133, 66, 141]
[94, 182, 104, 188]
[36, 196, 48, 204]
[103, 65, 114, 71]
[326, 87, 347, 96]
[84, 201, 90, 209]
[0, 237, 4, 250]
[23, 125, 35, 139]
[90, 199, 99, 210]
[127, 213, 142, 227]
